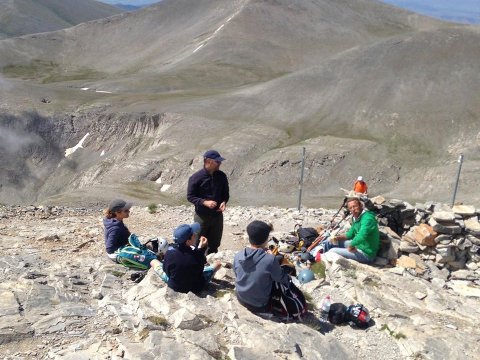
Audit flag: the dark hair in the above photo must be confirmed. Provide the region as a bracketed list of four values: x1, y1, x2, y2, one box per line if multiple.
[103, 208, 117, 219]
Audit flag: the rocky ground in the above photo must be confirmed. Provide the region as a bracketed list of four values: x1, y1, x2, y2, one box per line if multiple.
[1, 202, 479, 359]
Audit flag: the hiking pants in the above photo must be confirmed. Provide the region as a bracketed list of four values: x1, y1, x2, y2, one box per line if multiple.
[194, 212, 223, 254]
[327, 240, 373, 264]
[153, 263, 217, 285]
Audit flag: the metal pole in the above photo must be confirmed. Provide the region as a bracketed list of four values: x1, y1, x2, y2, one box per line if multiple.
[297, 147, 306, 211]
[451, 154, 464, 207]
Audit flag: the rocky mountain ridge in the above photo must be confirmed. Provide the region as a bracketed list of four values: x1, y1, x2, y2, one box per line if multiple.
[0, 0, 121, 40]
[1, 198, 479, 359]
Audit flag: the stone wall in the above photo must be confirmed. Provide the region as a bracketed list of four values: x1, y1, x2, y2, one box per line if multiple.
[371, 196, 480, 284]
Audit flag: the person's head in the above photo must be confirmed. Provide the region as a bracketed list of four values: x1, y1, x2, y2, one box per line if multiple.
[203, 150, 225, 173]
[357, 176, 363, 182]
[173, 222, 201, 246]
[104, 199, 132, 220]
[346, 198, 363, 218]
[246, 220, 273, 248]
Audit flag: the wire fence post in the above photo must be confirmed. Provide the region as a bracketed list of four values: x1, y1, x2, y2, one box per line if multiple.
[297, 147, 306, 211]
[451, 154, 464, 207]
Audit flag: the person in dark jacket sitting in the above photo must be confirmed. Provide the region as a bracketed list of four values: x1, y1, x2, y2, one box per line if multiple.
[103, 199, 133, 262]
[162, 223, 221, 294]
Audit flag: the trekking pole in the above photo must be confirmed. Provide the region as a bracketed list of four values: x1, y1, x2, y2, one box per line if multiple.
[306, 213, 351, 252]
[451, 153, 463, 207]
[328, 197, 347, 228]
[306, 199, 347, 252]
[297, 147, 306, 211]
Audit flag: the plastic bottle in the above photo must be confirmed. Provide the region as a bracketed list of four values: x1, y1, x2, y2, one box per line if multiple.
[320, 295, 331, 320]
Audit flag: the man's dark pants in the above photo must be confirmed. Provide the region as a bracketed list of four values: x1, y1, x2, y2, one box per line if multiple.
[194, 213, 223, 254]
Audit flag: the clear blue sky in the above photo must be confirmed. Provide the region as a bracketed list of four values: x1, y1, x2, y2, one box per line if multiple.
[98, 1, 480, 24]
[100, 0, 159, 6]
[380, 0, 480, 23]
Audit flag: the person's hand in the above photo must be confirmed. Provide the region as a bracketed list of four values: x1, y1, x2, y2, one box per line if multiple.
[203, 200, 217, 209]
[348, 246, 356, 253]
[213, 260, 222, 271]
[218, 201, 226, 212]
[198, 236, 208, 249]
[330, 235, 338, 245]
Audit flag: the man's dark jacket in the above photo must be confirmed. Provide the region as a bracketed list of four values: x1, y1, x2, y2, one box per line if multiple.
[187, 168, 229, 216]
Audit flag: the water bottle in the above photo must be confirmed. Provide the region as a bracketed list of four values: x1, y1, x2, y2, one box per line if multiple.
[320, 295, 331, 320]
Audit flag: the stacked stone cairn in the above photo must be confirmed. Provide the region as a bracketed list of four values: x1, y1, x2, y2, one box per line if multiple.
[370, 196, 480, 285]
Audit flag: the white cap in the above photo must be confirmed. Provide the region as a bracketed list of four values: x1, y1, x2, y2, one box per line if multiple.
[357, 176, 363, 181]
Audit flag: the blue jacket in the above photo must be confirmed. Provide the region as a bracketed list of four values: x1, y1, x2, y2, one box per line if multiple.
[163, 244, 207, 294]
[187, 168, 229, 217]
[234, 248, 290, 308]
[103, 218, 130, 254]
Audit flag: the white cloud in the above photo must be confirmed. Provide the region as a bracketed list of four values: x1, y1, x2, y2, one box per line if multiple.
[0, 74, 13, 91]
[0, 126, 39, 153]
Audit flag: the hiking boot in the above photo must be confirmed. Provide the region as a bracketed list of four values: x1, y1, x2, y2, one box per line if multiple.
[130, 272, 146, 283]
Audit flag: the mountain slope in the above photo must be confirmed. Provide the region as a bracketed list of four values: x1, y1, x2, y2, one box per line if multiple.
[0, 0, 445, 89]
[0, 0, 122, 39]
[0, 0, 479, 206]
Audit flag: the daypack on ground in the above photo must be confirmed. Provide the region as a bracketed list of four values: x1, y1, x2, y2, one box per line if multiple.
[346, 304, 371, 328]
[294, 225, 319, 248]
[328, 303, 348, 324]
[269, 280, 307, 320]
[115, 234, 158, 270]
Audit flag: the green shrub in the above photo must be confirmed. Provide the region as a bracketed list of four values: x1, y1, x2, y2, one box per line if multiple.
[148, 203, 158, 214]
[311, 261, 326, 279]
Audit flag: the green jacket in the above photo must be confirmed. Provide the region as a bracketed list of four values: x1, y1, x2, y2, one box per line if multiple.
[346, 210, 380, 259]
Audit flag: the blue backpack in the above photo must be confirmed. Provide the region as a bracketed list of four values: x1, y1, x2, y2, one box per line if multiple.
[115, 234, 158, 270]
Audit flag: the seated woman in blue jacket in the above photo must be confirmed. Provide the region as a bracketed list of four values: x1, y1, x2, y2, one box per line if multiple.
[103, 199, 159, 269]
[103, 199, 133, 261]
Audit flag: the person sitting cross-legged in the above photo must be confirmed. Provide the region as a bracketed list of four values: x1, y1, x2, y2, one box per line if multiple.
[325, 198, 379, 264]
[234, 220, 292, 313]
[159, 223, 221, 294]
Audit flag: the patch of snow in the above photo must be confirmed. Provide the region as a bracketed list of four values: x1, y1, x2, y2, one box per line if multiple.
[192, 10, 240, 54]
[161, 184, 171, 192]
[100, 150, 105, 157]
[65, 133, 89, 157]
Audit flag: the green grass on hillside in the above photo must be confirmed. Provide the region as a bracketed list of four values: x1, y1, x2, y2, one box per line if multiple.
[2, 59, 106, 83]
[2, 60, 58, 79]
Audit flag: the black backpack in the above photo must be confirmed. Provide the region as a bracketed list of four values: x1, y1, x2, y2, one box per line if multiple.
[294, 224, 319, 248]
[269, 281, 307, 320]
[328, 303, 348, 324]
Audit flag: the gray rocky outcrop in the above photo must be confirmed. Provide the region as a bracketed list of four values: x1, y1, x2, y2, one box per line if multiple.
[1, 201, 480, 359]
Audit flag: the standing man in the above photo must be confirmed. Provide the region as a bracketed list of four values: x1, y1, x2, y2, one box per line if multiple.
[187, 150, 229, 254]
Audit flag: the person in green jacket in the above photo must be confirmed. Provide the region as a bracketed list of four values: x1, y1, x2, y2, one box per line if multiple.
[327, 198, 379, 263]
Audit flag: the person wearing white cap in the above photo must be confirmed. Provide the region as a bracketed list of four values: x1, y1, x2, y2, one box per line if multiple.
[353, 176, 368, 195]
